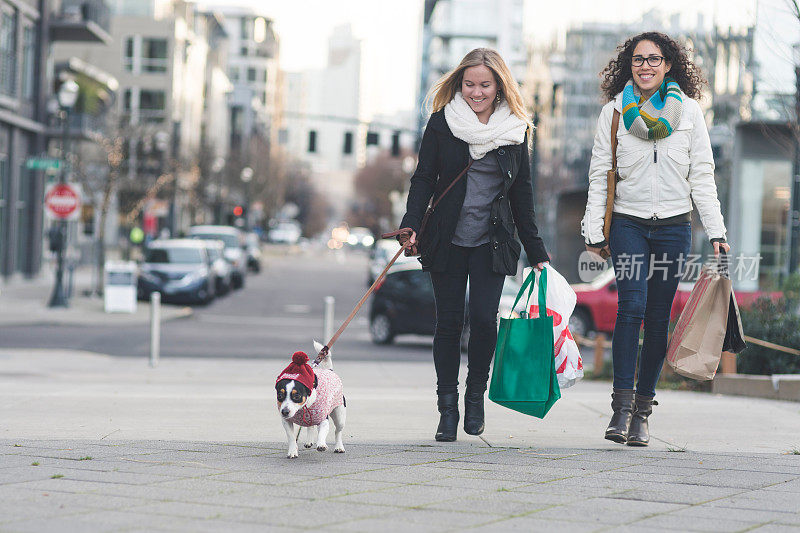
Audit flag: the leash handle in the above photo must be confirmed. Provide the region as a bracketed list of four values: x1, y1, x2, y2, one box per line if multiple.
[313, 233, 413, 366]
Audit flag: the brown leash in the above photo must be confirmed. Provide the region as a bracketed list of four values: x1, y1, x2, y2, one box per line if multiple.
[312, 228, 414, 366]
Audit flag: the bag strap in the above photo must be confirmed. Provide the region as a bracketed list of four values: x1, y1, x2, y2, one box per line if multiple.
[509, 267, 548, 319]
[610, 109, 620, 172]
[430, 158, 474, 211]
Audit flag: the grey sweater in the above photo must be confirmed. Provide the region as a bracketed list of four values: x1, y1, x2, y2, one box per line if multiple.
[451, 154, 504, 247]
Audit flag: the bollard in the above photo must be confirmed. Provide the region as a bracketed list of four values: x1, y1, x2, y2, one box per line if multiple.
[149, 292, 161, 367]
[323, 296, 335, 343]
[594, 333, 606, 375]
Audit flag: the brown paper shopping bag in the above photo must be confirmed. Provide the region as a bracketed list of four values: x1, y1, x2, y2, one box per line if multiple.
[666, 265, 731, 380]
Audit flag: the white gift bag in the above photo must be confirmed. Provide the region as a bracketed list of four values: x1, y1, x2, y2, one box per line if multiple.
[526, 265, 584, 388]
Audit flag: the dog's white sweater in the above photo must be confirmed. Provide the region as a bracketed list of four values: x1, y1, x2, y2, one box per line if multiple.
[287, 369, 344, 427]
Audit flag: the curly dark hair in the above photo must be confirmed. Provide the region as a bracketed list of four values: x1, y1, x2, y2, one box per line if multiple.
[600, 32, 706, 102]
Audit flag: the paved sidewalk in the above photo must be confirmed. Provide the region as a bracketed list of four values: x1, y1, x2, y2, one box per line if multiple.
[0, 265, 192, 327]
[1, 349, 799, 531]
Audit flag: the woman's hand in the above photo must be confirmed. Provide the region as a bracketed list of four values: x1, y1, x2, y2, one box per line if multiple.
[397, 230, 418, 256]
[585, 243, 611, 260]
[533, 261, 549, 272]
[713, 241, 731, 257]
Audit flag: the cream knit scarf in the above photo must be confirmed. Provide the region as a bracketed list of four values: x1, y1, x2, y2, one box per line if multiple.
[444, 92, 527, 160]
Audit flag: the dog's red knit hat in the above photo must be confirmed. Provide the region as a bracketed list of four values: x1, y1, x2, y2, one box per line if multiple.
[276, 351, 315, 391]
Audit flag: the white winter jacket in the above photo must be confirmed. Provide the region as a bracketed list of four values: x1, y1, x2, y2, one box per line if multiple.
[581, 92, 727, 245]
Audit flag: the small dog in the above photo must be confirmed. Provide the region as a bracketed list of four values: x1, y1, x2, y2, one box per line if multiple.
[275, 341, 346, 458]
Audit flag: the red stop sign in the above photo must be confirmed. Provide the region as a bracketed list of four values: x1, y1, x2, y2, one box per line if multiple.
[45, 183, 80, 219]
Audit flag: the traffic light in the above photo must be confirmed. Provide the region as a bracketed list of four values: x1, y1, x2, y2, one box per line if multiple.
[233, 205, 244, 217]
[391, 131, 400, 157]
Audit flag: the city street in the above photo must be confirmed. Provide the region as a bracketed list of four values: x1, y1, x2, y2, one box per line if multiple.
[0, 246, 432, 361]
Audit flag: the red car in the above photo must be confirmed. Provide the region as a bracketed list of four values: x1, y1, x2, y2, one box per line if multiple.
[570, 269, 781, 336]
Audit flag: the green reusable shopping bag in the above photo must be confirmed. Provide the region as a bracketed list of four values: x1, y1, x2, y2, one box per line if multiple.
[489, 268, 561, 418]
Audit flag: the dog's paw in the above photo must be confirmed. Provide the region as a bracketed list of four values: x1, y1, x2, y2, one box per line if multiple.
[316, 444, 328, 452]
[287, 446, 299, 459]
[304, 442, 314, 448]
[334, 446, 346, 454]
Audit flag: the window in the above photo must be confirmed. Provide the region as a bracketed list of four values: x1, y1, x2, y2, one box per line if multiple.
[0, 7, 17, 97]
[228, 66, 239, 81]
[247, 67, 256, 82]
[122, 89, 132, 111]
[240, 17, 251, 40]
[140, 89, 165, 123]
[21, 23, 35, 100]
[143, 38, 168, 73]
[123, 37, 134, 71]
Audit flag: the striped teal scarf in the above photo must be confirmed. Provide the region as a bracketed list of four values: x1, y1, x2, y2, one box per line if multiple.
[621, 77, 683, 140]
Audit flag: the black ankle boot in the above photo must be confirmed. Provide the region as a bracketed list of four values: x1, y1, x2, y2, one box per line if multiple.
[435, 392, 459, 442]
[627, 393, 656, 446]
[605, 388, 635, 444]
[463, 390, 485, 435]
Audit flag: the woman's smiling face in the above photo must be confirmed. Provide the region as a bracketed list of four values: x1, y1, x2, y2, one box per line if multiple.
[631, 40, 671, 98]
[461, 65, 498, 121]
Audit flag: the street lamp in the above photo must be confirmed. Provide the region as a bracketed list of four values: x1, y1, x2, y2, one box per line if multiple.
[790, 43, 800, 275]
[240, 166, 253, 230]
[48, 79, 80, 308]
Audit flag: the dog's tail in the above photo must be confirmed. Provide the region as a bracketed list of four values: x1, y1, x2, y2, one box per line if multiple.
[313, 340, 332, 369]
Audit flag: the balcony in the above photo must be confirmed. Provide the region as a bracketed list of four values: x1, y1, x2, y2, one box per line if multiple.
[50, 0, 112, 44]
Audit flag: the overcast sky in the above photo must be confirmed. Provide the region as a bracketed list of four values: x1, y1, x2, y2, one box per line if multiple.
[202, 0, 793, 117]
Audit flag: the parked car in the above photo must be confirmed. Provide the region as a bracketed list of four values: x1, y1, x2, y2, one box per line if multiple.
[188, 225, 246, 288]
[137, 239, 216, 305]
[368, 261, 524, 348]
[267, 221, 301, 244]
[245, 232, 262, 273]
[367, 238, 417, 286]
[202, 239, 233, 295]
[570, 268, 783, 337]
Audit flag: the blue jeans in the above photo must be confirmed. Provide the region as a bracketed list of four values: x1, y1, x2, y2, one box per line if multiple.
[609, 217, 691, 397]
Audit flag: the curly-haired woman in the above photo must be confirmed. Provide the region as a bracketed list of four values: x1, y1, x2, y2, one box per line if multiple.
[398, 48, 549, 441]
[581, 32, 731, 446]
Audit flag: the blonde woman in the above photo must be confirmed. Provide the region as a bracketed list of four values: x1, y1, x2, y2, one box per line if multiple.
[398, 48, 550, 441]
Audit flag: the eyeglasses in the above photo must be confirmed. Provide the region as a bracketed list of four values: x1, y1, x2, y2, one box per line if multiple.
[631, 55, 664, 67]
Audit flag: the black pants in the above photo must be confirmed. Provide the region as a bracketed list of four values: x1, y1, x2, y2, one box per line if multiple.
[430, 243, 505, 395]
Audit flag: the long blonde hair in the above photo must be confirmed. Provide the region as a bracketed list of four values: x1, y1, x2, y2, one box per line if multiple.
[426, 48, 532, 136]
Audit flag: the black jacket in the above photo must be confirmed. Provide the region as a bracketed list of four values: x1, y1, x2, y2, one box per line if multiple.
[400, 110, 549, 275]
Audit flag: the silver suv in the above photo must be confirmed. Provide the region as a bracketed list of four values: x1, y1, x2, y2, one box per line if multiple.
[188, 225, 247, 289]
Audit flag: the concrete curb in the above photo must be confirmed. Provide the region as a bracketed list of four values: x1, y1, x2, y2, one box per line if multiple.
[712, 373, 800, 401]
[0, 298, 194, 327]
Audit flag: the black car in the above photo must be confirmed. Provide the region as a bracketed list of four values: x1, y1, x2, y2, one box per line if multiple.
[369, 262, 524, 347]
[137, 239, 216, 305]
[369, 263, 437, 344]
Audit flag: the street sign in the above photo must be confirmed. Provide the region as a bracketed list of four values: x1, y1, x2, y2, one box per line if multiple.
[26, 158, 62, 170]
[44, 183, 81, 220]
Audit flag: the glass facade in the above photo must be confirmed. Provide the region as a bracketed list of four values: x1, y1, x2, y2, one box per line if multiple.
[0, 6, 16, 97]
[737, 158, 792, 290]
